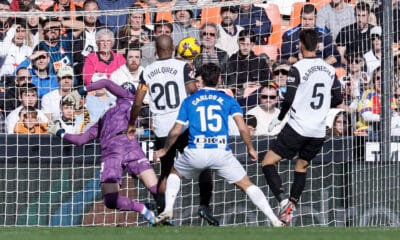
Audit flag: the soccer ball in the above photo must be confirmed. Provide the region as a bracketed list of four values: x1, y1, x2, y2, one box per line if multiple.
[177, 37, 201, 60]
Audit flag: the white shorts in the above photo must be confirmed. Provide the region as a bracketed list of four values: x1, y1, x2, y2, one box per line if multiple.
[174, 148, 247, 184]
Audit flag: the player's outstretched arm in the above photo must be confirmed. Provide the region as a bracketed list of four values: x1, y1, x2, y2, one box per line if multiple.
[233, 114, 258, 161]
[47, 120, 99, 146]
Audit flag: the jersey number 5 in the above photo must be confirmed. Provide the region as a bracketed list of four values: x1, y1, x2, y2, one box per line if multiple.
[196, 105, 222, 132]
[311, 83, 325, 110]
[151, 82, 180, 110]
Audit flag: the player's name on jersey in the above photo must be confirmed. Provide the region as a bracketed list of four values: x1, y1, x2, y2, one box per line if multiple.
[194, 136, 227, 145]
[192, 94, 224, 106]
[146, 67, 178, 79]
[302, 65, 335, 81]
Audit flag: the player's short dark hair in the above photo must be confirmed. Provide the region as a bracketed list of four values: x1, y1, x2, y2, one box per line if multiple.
[301, 4, 317, 16]
[299, 29, 318, 51]
[238, 29, 256, 43]
[200, 63, 221, 87]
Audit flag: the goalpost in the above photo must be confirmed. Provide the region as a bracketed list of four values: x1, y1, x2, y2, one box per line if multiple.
[0, 0, 400, 227]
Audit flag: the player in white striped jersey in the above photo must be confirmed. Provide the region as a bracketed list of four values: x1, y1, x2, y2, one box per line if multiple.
[127, 35, 217, 225]
[261, 29, 343, 225]
[153, 63, 284, 227]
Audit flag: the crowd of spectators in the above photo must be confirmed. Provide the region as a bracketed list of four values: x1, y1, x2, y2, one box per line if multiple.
[0, 0, 399, 138]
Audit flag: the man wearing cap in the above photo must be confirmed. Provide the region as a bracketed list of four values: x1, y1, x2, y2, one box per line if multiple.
[363, 26, 381, 79]
[41, 65, 74, 120]
[216, 5, 244, 57]
[16, 46, 59, 98]
[172, 0, 200, 47]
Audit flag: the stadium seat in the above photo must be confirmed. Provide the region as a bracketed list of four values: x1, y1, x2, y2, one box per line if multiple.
[265, 3, 282, 28]
[155, 2, 174, 23]
[268, 25, 290, 51]
[289, 2, 305, 28]
[253, 45, 279, 61]
[200, 7, 222, 26]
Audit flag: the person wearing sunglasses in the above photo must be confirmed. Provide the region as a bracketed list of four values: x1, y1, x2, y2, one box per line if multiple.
[246, 84, 288, 136]
[363, 26, 382, 79]
[272, 60, 291, 101]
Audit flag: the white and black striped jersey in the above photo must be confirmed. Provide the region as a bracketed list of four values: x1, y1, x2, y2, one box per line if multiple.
[278, 57, 342, 138]
[140, 58, 195, 137]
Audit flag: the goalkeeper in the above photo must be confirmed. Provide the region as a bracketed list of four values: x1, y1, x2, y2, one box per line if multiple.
[47, 79, 158, 225]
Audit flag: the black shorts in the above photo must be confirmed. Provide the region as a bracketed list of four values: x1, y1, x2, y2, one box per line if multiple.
[155, 130, 189, 176]
[270, 124, 325, 162]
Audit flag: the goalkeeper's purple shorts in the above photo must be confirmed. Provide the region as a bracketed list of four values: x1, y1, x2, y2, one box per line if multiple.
[99, 135, 152, 185]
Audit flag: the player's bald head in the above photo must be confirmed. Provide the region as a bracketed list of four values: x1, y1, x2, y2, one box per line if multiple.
[156, 35, 174, 57]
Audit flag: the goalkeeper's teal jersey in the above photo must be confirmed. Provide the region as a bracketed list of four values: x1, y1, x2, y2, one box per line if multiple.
[176, 87, 243, 150]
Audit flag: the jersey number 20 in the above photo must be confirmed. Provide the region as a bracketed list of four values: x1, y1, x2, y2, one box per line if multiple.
[196, 105, 222, 132]
[151, 82, 180, 110]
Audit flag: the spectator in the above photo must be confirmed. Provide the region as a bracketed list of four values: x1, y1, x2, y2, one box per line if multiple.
[343, 52, 369, 99]
[16, 46, 59, 98]
[227, 29, 271, 105]
[0, 18, 33, 78]
[141, 20, 173, 67]
[336, 2, 373, 65]
[85, 80, 116, 123]
[41, 65, 74, 120]
[235, 2, 272, 45]
[364, 26, 381, 79]
[316, 0, 355, 40]
[0, 0, 11, 41]
[340, 74, 360, 116]
[82, 28, 126, 86]
[13, 105, 47, 134]
[10, 0, 35, 11]
[216, 5, 243, 57]
[271, 60, 291, 101]
[392, 84, 400, 136]
[73, 0, 106, 86]
[246, 84, 288, 136]
[326, 109, 352, 137]
[281, 4, 339, 66]
[97, 0, 136, 33]
[47, 0, 83, 21]
[37, 16, 75, 75]
[0, 67, 32, 116]
[55, 97, 86, 134]
[25, 5, 43, 48]
[171, 0, 200, 47]
[193, 23, 230, 85]
[116, 4, 151, 51]
[5, 83, 48, 133]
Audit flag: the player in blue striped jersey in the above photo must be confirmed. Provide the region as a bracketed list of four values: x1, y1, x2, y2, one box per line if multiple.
[153, 63, 284, 227]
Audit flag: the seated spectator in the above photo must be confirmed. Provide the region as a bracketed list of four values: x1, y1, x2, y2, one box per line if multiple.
[0, 67, 32, 116]
[141, 20, 173, 67]
[316, 0, 355, 40]
[171, 0, 200, 47]
[14, 105, 47, 134]
[343, 52, 369, 99]
[10, 0, 36, 11]
[0, 18, 33, 77]
[271, 60, 291, 101]
[246, 84, 288, 136]
[82, 28, 126, 85]
[25, 5, 43, 48]
[392, 85, 400, 136]
[46, 0, 83, 21]
[341, 74, 360, 115]
[227, 29, 271, 104]
[5, 83, 48, 133]
[193, 23, 230, 85]
[235, 2, 272, 45]
[116, 4, 151, 51]
[336, 2, 373, 65]
[54, 98, 85, 134]
[16, 46, 59, 98]
[73, 0, 106, 86]
[364, 26, 381, 79]
[41, 65, 74, 120]
[281, 3, 339, 66]
[97, 0, 136, 33]
[216, 5, 243, 57]
[0, 0, 11, 42]
[326, 109, 352, 137]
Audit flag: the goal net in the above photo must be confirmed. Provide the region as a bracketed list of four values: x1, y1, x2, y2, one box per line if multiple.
[0, 0, 400, 227]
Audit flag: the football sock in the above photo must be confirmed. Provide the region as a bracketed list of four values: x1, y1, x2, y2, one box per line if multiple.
[148, 184, 158, 202]
[103, 193, 144, 213]
[246, 185, 280, 223]
[262, 165, 285, 202]
[290, 171, 307, 204]
[164, 173, 181, 211]
[199, 169, 213, 207]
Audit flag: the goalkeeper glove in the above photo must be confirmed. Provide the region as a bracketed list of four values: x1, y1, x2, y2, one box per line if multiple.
[47, 120, 65, 138]
[63, 87, 87, 110]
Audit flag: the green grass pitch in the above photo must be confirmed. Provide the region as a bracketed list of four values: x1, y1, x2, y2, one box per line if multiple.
[0, 227, 399, 240]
